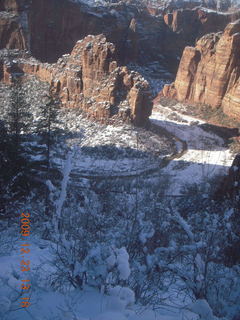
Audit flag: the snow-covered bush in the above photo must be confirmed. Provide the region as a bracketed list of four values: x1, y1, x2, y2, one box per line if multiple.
[0, 296, 11, 320]
[141, 196, 240, 318]
[50, 238, 132, 292]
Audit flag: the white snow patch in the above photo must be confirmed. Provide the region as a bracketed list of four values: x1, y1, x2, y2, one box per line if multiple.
[116, 248, 131, 280]
[187, 299, 214, 320]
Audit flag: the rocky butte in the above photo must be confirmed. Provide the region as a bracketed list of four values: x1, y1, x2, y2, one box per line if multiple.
[161, 19, 240, 121]
[0, 35, 153, 126]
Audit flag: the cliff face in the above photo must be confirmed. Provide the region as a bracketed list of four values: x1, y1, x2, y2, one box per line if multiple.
[164, 7, 240, 36]
[0, 0, 165, 64]
[0, 12, 26, 50]
[162, 7, 240, 61]
[0, 0, 24, 12]
[1, 0, 240, 67]
[162, 20, 240, 120]
[0, 35, 152, 126]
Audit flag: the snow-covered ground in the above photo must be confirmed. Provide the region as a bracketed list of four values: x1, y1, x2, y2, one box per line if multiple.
[1, 77, 238, 320]
[150, 103, 235, 195]
[51, 108, 173, 177]
[0, 230, 194, 320]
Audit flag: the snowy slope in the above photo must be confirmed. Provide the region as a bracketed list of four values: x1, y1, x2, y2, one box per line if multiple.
[150, 103, 234, 195]
[0, 229, 192, 320]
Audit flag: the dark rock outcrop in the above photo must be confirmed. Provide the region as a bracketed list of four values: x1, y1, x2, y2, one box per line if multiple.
[224, 153, 240, 200]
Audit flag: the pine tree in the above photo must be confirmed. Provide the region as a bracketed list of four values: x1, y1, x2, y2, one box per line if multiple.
[0, 77, 34, 217]
[37, 94, 60, 172]
[0, 121, 9, 216]
[0, 121, 28, 218]
[36, 93, 61, 216]
[7, 77, 32, 153]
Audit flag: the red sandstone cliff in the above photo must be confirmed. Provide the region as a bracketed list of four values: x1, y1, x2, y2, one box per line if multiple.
[0, 35, 152, 126]
[162, 20, 240, 120]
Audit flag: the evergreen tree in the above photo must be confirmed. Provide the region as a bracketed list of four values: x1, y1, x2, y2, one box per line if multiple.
[0, 77, 34, 217]
[0, 121, 28, 218]
[37, 94, 60, 172]
[36, 93, 61, 216]
[7, 77, 32, 153]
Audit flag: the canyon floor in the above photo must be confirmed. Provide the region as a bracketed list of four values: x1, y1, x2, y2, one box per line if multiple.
[52, 100, 236, 197]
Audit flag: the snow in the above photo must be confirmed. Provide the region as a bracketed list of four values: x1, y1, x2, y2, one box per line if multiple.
[173, 210, 194, 241]
[106, 254, 116, 268]
[0, 224, 203, 320]
[109, 286, 135, 307]
[55, 148, 75, 220]
[93, 311, 128, 320]
[150, 103, 235, 195]
[127, 63, 173, 96]
[139, 226, 155, 244]
[116, 248, 131, 280]
[46, 179, 56, 192]
[187, 299, 214, 320]
[69, 0, 240, 13]
[48, 107, 172, 178]
[0, 297, 11, 314]
[0, 229, 184, 320]
[106, 248, 131, 280]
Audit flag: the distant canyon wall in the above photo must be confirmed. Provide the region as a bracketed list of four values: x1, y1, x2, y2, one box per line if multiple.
[1, 0, 240, 68]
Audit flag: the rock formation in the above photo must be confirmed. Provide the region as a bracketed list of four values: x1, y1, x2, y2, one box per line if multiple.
[0, 35, 152, 126]
[162, 20, 240, 120]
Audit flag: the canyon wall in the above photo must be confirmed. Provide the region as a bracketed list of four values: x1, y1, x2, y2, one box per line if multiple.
[162, 7, 240, 63]
[0, 0, 166, 63]
[162, 20, 240, 120]
[1, 0, 240, 67]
